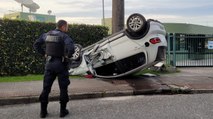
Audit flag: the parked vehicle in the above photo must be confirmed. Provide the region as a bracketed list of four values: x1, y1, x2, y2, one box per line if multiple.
[69, 13, 167, 78]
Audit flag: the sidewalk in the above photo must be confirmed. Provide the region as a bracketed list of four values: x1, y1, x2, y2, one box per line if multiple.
[0, 67, 213, 106]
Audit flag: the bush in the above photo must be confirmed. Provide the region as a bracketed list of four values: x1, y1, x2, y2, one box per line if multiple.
[0, 19, 108, 76]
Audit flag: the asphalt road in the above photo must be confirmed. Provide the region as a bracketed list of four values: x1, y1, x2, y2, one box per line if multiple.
[1, 94, 213, 119]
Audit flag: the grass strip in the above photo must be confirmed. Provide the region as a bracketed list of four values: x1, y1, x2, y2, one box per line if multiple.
[0, 75, 84, 83]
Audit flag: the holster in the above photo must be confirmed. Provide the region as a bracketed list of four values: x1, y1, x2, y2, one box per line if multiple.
[46, 56, 52, 62]
[46, 56, 64, 62]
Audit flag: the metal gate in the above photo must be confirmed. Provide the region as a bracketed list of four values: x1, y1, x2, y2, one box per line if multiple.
[166, 33, 213, 67]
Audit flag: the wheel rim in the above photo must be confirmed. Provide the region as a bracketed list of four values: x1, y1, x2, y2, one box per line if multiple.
[128, 15, 144, 32]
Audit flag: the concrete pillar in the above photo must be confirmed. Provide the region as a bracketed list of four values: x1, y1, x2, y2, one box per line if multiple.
[112, 0, 124, 34]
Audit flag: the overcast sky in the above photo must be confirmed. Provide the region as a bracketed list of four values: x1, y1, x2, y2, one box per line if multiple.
[1, 0, 213, 26]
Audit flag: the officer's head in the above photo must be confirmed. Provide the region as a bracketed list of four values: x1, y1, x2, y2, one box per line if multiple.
[56, 20, 69, 32]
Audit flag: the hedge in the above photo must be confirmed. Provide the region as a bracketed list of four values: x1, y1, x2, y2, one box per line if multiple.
[0, 19, 108, 76]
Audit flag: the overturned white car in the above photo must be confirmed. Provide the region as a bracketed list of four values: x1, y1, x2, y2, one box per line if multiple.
[69, 13, 167, 78]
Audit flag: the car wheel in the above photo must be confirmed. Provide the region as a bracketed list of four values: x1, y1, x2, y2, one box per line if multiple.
[69, 44, 83, 69]
[127, 13, 146, 33]
[72, 44, 82, 61]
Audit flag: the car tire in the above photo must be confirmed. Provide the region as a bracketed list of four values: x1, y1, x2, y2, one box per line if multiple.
[69, 44, 83, 69]
[126, 13, 150, 39]
[127, 13, 146, 33]
[72, 44, 82, 61]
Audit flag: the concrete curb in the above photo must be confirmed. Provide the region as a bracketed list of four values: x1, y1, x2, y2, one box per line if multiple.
[0, 89, 213, 106]
[0, 90, 134, 106]
[190, 89, 213, 94]
[0, 96, 39, 106]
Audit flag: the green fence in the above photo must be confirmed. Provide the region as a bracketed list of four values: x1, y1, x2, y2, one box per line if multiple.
[166, 33, 213, 67]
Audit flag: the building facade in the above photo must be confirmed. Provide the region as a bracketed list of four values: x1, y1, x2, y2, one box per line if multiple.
[4, 12, 56, 23]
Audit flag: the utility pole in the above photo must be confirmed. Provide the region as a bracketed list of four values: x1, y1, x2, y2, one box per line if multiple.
[112, 0, 124, 34]
[102, 0, 105, 26]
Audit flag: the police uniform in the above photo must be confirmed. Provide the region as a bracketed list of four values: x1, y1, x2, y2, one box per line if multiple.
[34, 29, 74, 117]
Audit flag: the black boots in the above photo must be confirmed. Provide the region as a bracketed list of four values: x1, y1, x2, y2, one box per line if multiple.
[60, 109, 69, 117]
[60, 103, 69, 118]
[40, 103, 48, 118]
[40, 102, 69, 118]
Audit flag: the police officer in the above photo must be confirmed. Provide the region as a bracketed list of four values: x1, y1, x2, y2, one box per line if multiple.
[34, 20, 75, 118]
